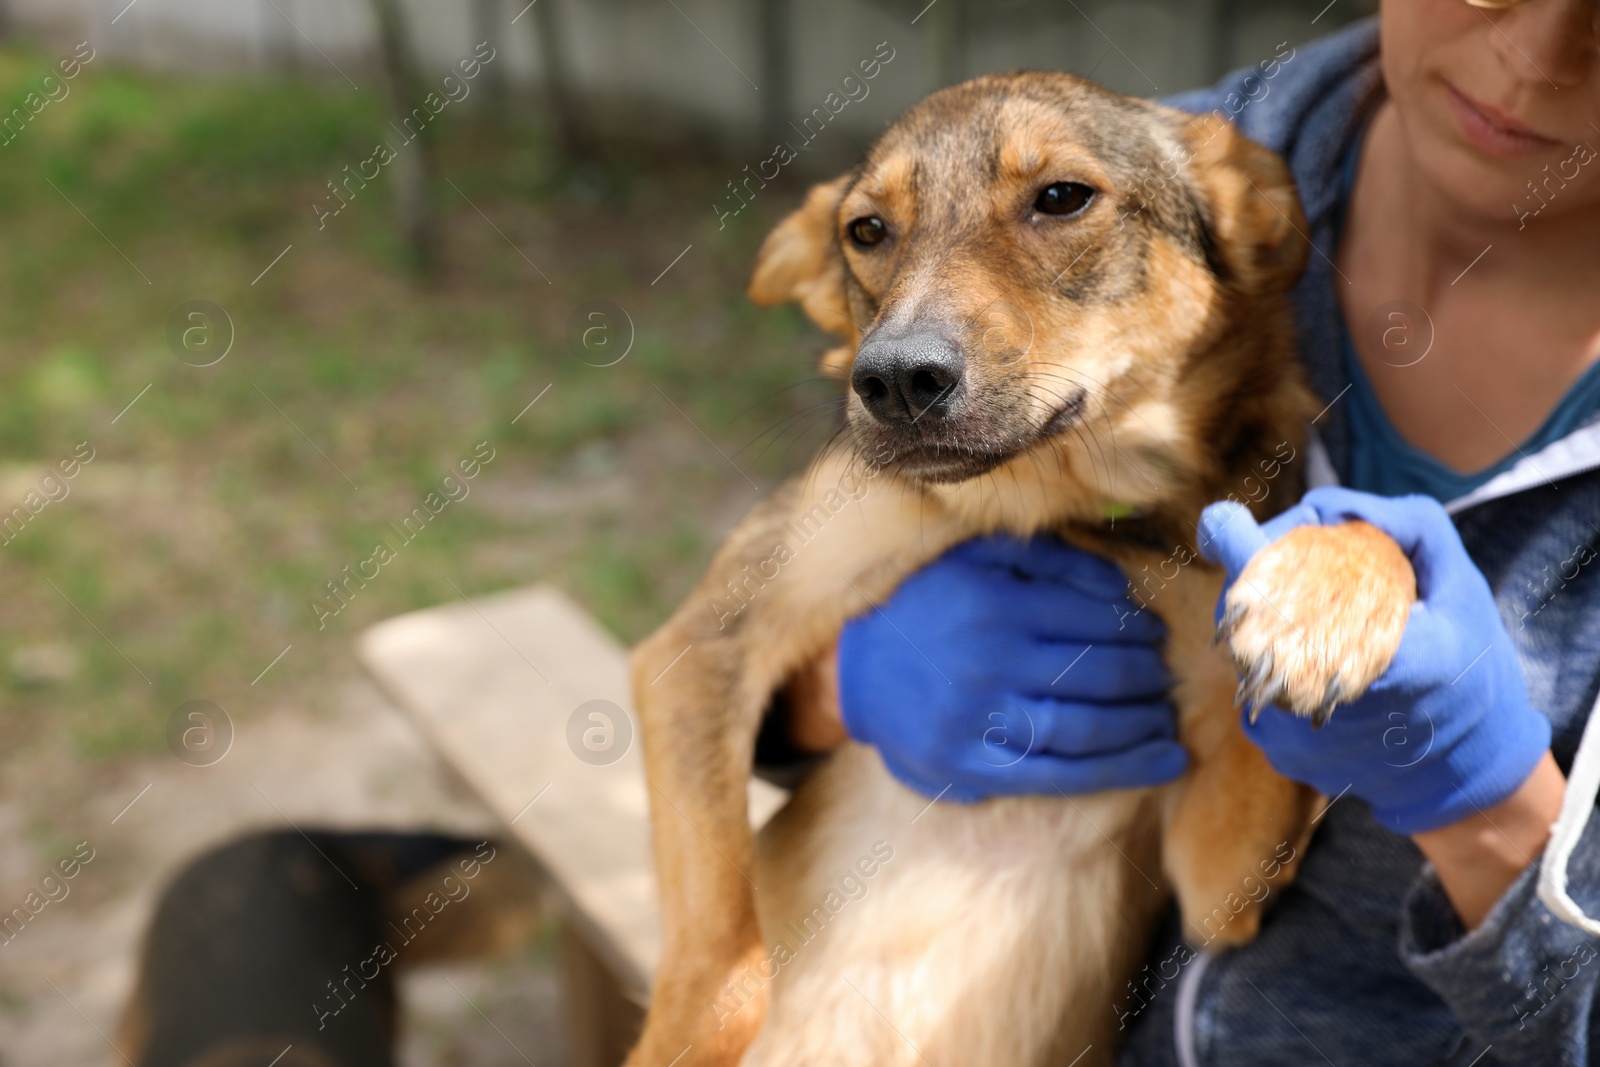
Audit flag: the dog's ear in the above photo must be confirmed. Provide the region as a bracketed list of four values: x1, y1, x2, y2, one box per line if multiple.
[1172, 111, 1308, 292]
[748, 175, 857, 345]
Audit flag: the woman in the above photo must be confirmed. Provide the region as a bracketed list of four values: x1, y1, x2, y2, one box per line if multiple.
[768, 2, 1600, 1063]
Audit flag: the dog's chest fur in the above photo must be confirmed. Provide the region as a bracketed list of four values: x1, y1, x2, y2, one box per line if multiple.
[749, 745, 1167, 1067]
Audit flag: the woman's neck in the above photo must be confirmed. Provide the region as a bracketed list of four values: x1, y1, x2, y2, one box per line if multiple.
[1340, 100, 1600, 473]
[1360, 100, 1600, 297]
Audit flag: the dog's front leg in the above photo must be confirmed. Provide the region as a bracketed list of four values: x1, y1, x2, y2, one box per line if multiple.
[1147, 559, 1318, 948]
[1158, 522, 1415, 949]
[629, 613, 776, 1067]
[627, 455, 966, 1067]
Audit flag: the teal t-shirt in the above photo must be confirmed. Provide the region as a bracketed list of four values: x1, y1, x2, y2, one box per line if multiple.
[1334, 128, 1600, 502]
[1341, 333, 1600, 502]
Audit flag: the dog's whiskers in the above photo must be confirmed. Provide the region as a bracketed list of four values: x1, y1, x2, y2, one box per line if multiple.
[744, 398, 852, 469]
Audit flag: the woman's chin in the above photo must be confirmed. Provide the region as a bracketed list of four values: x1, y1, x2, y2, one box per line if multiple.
[1410, 126, 1574, 228]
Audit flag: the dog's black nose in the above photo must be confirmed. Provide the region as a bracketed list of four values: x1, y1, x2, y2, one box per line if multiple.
[851, 333, 964, 424]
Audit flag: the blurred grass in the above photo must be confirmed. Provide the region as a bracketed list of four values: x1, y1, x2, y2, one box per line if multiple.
[0, 46, 838, 760]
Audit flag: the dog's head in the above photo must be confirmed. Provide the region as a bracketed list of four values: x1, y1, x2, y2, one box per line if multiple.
[751, 73, 1312, 524]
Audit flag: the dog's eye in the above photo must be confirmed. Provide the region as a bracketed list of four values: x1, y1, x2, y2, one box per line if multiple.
[847, 216, 889, 249]
[1034, 182, 1096, 217]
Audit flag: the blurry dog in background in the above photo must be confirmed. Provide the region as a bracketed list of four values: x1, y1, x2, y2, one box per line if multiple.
[119, 829, 538, 1067]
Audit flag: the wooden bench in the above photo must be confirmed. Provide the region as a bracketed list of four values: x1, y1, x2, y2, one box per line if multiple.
[358, 585, 787, 1066]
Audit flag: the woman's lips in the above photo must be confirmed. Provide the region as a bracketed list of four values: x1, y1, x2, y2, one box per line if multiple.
[1444, 83, 1564, 159]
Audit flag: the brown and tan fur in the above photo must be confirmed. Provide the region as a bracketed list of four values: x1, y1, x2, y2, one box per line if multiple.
[628, 73, 1415, 1067]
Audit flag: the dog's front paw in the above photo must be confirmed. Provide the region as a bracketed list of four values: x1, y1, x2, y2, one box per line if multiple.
[1217, 520, 1415, 725]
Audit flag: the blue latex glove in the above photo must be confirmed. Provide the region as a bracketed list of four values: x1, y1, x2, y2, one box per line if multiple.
[837, 535, 1188, 803]
[1198, 487, 1552, 835]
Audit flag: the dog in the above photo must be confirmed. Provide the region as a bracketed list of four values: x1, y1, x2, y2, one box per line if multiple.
[628, 72, 1416, 1067]
[118, 830, 535, 1067]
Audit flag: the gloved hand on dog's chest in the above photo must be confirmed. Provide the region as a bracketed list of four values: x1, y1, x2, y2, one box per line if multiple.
[836, 535, 1188, 803]
[1198, 488, 1553, 836]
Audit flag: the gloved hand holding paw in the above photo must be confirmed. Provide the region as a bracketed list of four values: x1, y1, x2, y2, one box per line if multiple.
[1198, 487, 1552, 835]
